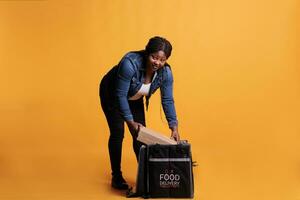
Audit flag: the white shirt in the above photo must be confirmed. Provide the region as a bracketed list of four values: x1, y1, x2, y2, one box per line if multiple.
[129, 72, 157, 100]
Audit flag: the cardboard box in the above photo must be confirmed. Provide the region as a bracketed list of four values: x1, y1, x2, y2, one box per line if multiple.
[137, 127, 177, 145]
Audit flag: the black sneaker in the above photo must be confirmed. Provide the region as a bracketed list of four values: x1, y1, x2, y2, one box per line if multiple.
[111, 175, 129, 190]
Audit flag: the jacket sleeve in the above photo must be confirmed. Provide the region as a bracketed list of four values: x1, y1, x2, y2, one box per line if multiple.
[115, 58, 135, 121]
[160, 67, 178, 128]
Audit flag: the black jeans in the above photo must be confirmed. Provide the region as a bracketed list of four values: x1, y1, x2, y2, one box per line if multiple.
[100, 74, 145, 177]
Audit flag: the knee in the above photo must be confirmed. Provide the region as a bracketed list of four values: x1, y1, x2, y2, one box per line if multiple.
[109, 127, 124, 141]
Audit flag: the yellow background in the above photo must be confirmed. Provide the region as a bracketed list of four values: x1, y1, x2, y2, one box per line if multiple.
[1, 1, 299, 200]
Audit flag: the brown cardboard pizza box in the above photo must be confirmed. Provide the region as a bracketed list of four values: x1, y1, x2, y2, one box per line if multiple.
[137, 126, 177, 145]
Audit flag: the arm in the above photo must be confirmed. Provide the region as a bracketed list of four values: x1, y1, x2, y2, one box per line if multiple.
[115, 58, 135, 121]
[160, 67, 180, 141]
[115, 58, 143, 134]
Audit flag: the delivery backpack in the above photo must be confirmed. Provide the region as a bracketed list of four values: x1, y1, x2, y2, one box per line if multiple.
[127, 142, 195, 198]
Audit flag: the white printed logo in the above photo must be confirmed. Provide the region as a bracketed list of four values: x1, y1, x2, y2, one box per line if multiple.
[159, 169, 180, 188]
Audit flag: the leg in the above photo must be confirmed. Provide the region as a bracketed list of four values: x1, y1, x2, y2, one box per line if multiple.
[100, 77, 128, 189]
[100, 77, 124, 176]
[106, 110, 125, 177]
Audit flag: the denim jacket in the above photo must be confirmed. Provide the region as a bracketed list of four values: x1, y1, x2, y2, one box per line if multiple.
[115, 50, 178, 128]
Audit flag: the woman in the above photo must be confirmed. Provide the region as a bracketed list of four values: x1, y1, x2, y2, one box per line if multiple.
[99, 36, 180, 190]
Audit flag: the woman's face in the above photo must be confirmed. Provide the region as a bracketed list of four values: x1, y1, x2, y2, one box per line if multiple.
[146, 50, 167, 72]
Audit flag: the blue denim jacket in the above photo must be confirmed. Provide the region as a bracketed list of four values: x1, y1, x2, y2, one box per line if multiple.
[115, 51, 178, 128]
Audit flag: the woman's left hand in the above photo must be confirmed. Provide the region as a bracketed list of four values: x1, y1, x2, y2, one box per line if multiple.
[170, 126, 180, 142]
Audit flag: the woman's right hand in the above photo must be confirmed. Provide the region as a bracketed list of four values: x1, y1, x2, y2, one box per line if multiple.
[126, 120, 144, 138]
